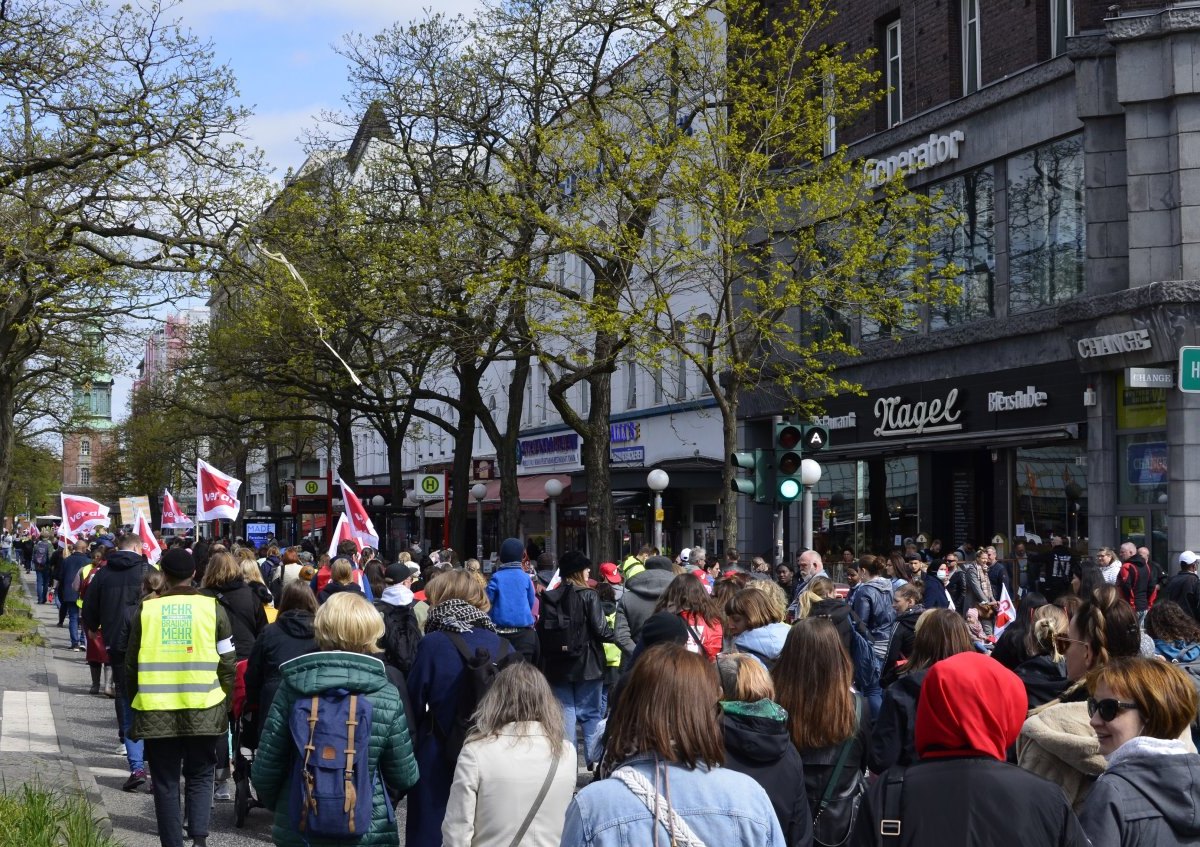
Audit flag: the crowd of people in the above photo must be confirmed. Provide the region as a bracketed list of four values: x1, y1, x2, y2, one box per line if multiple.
[39, 526, 1200, 846]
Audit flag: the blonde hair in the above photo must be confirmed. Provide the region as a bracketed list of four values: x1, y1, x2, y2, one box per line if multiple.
[202, 552, 241, 589]
[469, 663, 566, 757]
[241, 559, 265, 586]
[716, 652, 776, 702]
[314, 592, 384, 653]
[743, 579, 788, 624]
[1026, 604, 1068, 660]
[330, 558, 353, 585]
[427, 568, 490, 612]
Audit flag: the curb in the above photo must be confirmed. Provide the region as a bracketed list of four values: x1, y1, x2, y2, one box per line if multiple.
[19, 571, 115, 836]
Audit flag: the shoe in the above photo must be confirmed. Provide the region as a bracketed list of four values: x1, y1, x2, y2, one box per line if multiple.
[192, 838, 208, 847]
[114, 743, 127, 755]
[212, 781, 232, 802]
[89, 685, 100, 695]
[104, 684, 115, 698]
[121, 771, 146, 792]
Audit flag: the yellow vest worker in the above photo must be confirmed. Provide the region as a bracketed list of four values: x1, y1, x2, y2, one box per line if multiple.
[131, 594, 228, 712]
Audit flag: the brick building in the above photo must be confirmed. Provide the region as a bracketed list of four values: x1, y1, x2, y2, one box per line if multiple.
[739, 1, 1200, 573]
[62, 374, 116, 503]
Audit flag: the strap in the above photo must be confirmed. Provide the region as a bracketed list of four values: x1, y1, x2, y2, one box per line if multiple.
[681, 617, 709, 659]
[507, 747, 562, 847]
[300, 695, 320, 832]
[345, 693, 359, 833]
[817, 696, 861, 815]
[446, 630, 475, 663]
[613, 767, 708, 847]
[878, 768, 905, 845]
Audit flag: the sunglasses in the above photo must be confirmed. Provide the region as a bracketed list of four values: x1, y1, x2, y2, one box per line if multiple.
[1053, 634, 1086, 654]
[1087, 697, 1139, 722]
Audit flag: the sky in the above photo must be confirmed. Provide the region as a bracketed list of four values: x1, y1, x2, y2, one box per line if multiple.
[110, 0, 485, 420]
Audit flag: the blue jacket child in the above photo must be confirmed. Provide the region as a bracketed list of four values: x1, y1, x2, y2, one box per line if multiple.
[486, 537, 536, 628]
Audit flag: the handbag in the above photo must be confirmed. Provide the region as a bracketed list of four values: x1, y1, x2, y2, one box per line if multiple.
[812, 697, 866, 847]
[508, 747, 561, 847]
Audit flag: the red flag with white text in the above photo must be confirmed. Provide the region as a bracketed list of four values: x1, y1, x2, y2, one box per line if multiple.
[338, 478, 379, 549]
[993, 583, 1016, 637]
[134, 509, 162, 564]
[60, 493, 111, 537]
[326, 513, 364, 559]
[195, 459, 241, 522]
[161, 489, 194, 530]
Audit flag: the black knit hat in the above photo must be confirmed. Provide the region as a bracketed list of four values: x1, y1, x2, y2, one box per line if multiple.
[160, 547, 195, 580]
[558, 550, 591, 578]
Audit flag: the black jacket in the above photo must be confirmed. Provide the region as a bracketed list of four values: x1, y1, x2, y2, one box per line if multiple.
[798, 695, 872, 833]
[244, 609, 317, 721]
[317, 579, 364, 606]
[81, 550, 151, 653]
[203, 578, 268, 659]
[881, 608, 922, 688]
[1014, 654, 1070, 711]
[808, 598, 868, 659]
[852, 757, 1088, 846]
[722, 705, 813, 847]
[1164, 571, 1200, 621]
[869, 670, 927, 773]
[991, 623, 1032, 670]
[541, 583, 613, 683]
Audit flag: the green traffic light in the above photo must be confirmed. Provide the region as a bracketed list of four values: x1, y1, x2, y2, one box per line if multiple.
[778, 477, 801, 502]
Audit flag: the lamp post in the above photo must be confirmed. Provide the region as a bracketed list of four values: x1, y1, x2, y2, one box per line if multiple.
[800, 459, 823, 551]
[544, 478, 563, 558]
[471, 483, 487, 562]
[646, 469, 670, 553]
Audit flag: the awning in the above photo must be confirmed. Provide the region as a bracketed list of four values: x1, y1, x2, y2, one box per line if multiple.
[416, 474, 572, 517]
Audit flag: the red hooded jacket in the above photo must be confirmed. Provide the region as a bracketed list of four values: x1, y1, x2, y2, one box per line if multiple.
[915, 651, 1026, 762]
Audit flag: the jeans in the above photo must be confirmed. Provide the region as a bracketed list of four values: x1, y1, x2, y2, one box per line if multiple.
[551, 678, 604, 766]
[35, 570, 48, 603]
[144, 735, 219, 847]
[110, 654, 145, 772]
[65, 605, 81, 648]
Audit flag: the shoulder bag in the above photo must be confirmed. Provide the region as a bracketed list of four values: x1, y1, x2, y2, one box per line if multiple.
[812, 696, 867, 847]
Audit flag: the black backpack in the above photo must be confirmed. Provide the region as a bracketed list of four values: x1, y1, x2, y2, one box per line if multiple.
[374, 601, 423, 674]
[537, 583, 589, 668]
[435, 633, 520, 767]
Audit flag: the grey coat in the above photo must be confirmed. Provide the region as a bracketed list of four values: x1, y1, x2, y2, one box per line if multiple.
[613, 568, 675, 659]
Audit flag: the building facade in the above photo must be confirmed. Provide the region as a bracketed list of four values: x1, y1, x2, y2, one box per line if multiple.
[62, 374, 116, 504]
[738, 0, 1200, 572]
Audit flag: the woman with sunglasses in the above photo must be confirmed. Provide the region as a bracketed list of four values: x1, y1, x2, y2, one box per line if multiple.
[1078, 657, 1200, 847]
[1017, 587, 1142, 810]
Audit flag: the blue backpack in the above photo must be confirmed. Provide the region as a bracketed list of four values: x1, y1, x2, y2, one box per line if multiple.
[288, 690, 383, 839]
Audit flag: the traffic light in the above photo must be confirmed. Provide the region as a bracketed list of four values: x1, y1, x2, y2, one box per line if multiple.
[802, 424, 830, 452]
[730, 449, 772, 504]
[775, 422, 804, 503]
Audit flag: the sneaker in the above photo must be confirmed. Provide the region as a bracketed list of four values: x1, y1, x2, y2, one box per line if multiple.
[113, 743, 127, 755]
[104, 684, 116, 698]
[192, 838, 208, 847]
[212, 781, 232, 802]
[121, 771, 146, 792]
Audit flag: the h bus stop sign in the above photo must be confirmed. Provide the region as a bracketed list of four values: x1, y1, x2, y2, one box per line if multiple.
[1181, 347, 1200, 393]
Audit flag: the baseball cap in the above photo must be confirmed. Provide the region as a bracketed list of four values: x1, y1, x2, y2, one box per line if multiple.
[385, 563, 418, 584]
[1180, 551, 1198, 566]
[599, 562, 622, 584]
[679, 548, 691, 563]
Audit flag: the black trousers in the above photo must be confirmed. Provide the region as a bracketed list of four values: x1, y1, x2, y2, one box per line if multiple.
[499, 627, 540, 665]
[144, 735, 219, 847]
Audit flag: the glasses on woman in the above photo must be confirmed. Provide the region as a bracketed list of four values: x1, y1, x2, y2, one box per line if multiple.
[1087, 697, 1139, 722]
[1053, 634, 1086, 654]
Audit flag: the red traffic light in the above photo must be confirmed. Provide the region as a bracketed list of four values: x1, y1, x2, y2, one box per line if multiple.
[778, 451, 801, 475]
[777, 424, 802, 450]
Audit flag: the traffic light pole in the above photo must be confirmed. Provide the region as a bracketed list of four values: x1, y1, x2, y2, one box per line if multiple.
[802, 486, 814, 551]
[774, 507, 785, 567]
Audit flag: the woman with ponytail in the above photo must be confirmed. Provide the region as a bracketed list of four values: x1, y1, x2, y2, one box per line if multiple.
[1013, 604, 1070, 710]
[1016, 587, 1145, 809]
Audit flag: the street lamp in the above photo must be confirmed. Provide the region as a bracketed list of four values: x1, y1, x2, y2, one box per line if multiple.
[800, 459, 823, 551]
[544, 478, 563, 558]
[471, 483, 487, 562]
[646, 469, 669, 554]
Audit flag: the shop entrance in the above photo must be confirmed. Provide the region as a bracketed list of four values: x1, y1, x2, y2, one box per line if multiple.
[929, 450, 996, 551]
[1118, 510, 1168, 572]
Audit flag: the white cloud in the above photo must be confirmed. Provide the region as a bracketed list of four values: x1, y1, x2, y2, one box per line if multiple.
[242, 102, 335, 177]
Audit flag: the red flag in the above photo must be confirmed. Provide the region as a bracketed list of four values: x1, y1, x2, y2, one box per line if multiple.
[195, 459, 241, 522]
[61, 493, 111, 536]
[338, 478, 379, 549]
[993, 584, 1016, 637]
[326, 513, 364, 559]
[134, 509, 162, 564]
[160, 489, 194, 530]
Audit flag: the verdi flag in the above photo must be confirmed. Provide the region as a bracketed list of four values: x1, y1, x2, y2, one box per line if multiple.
[326, 513, 364, 559]
[133, 509, 162, 565]
[160, 489, 194, 530]
[195, 459, 241, 522]
[993, 583, 1016, 638]
[338, 477, 379, 549]
[60, 493, 111, 537]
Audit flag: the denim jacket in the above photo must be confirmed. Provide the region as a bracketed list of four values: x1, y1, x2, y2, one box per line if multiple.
[561, 754, 786, 847]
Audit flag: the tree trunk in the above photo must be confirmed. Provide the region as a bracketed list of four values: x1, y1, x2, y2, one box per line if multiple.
[498, 353, 531, 539]
[335, 406, 357, 487]
[385, 431, 406, 516]
[266, 441, 281, 513]
[583, 368, 615, 562]
[449, 410, 475, 559]
[0, 379, 16, 525]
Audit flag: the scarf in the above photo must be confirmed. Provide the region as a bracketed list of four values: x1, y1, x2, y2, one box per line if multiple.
[425, 598, 497, 634]
[720, 698, 788, 721]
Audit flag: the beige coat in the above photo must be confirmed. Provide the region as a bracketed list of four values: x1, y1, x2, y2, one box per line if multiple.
[442, 723, 577, 847]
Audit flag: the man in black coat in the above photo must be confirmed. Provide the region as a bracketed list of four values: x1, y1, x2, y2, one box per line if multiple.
[58, 540, 92, 650]
[1164, 551, 1200, 622]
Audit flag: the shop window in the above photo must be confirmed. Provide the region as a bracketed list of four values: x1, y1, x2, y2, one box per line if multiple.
[885, 20, 903, 126]
[1007, 135, 1086, 314]
[1116, 371, 1167, 430]
[822, 72, 837, 157]
[1119, 433, 1168, 507]
[962, 0, 981, 95]
[930, 168, 996, 328]
[625, 355, 638, 410]
[861, 214, 923, 341]
[812, 457, 919, 569]
[1014, 445, 1088, 554]
[1051, 0, 1073, 58]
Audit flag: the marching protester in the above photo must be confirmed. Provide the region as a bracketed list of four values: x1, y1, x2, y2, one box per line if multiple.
[652, 572, 723, 660]
[243, 581, 319, 737]
[486, 537, 538, 662]
[613, 554, 676, 665]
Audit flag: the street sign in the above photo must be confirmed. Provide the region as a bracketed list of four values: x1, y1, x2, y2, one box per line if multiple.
[1181, 347, 1200, 393]
[802, 424, 830, 451]
[296, 478, 328, 497]
[413, 474, 445, 499]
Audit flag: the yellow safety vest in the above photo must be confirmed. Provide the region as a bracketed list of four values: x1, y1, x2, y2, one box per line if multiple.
[603, 612, 621, 667]
[76, 564, 93, 609]
[622, 555, 645, 581]
[132, 594, 225, 712]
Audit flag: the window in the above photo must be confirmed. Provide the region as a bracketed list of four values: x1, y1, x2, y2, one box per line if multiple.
[653, 353, 665, 404]
[886, 21, 903, 126]
[524, 366, 535, 424]
[822, 73, 837, 157]
[962, 0, 981, 95]
[580, 380, 590, 416]
[556, 255, 566, 289]
[80, 438, 91, 457]
[676, 346, 688, 401]
[1051, 0, 1073, 57]
[625, 356, 638, 410]
[1007, 135, 1086, 314]
[79, 467, 91, 486]
[930, 168, 996, 328]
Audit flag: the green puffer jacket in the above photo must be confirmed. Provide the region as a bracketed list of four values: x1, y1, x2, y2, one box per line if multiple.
[251, 651, 419, 847]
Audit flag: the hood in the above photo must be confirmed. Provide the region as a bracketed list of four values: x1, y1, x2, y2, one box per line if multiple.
[626, 568, 676, 600]
[1105, 738, 1200, 837]
[322, 581, 363, 596]
[735, 622, 791, 659]
[106, 550, 146, 571]
[916, 652, 1026, 761]
[722, 700, 791, 763]
[276, 609, 315, 639]
[279, 651, 389, 696]
[250, 581, 273, 604]
[1156, 639, 1200, 665]
[496, 561, 525, 571]
[379, 584, 413, 607]
[1019, 700, 1108, 775]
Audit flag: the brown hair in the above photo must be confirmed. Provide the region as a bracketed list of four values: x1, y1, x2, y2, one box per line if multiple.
[654, 574, 721, 626]
[1075, 586, 1141, 669]
[857, 554, 885, 577]
[330, 558, 353, 585]
[1089, 656, 1199, 740]
[744, 579, 789, 623]
[727, 589, 781, 631]
[201, 551, 241, 589]
[1145, 601, 1200, 643]
[712, 574, 749, 614]
[602, 643, 724, 770]
[279, 580, 318, 615]
[426, 568, 490, 612]
[904, 609, 974, 674]
[772, 618, 856, 749]
[716, 652, 775, 702]
[281, 548, 300, 565]
[895, 583, 923, 605]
